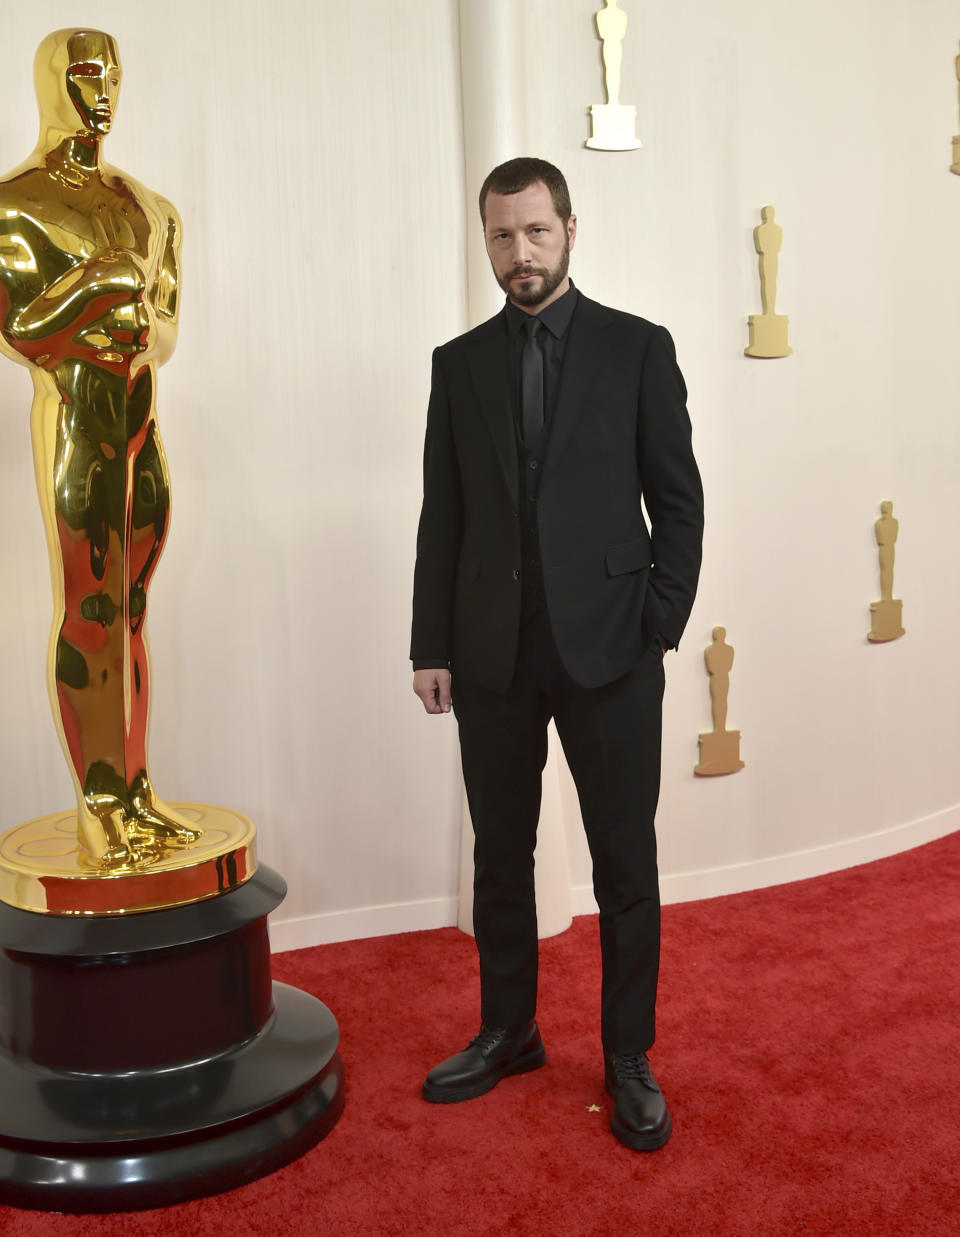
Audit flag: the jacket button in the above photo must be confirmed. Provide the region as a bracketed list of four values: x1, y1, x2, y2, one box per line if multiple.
[529, 459, 539, 470]
[512, 569, 520, 580]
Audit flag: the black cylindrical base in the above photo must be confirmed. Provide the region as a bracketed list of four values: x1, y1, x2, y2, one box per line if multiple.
[0, 867, 344, 1213]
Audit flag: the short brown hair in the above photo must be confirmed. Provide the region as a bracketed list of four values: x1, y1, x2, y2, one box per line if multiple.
[478, 157, 572, 226]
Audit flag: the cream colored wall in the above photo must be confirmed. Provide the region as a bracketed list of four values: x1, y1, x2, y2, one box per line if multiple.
[1, 1, 958, 946]
[536, 0, 960, 903]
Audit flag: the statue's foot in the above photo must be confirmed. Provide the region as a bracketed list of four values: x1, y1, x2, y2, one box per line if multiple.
[79, 795, 156, 869]
[129, 777, 203, 848]
[128, 807, 202, 848]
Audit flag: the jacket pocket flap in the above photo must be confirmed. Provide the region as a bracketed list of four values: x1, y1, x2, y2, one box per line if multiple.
[605, 539, 651, 577]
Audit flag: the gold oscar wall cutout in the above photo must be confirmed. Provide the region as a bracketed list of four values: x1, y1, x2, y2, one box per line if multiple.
[868, 501, 905, 642]
[745, 206, 792, 358]
[695, 627, 745, 777]
[586, 1, 642, 151]
[951, 40, 960, 174]
[0, 29, 256, 913]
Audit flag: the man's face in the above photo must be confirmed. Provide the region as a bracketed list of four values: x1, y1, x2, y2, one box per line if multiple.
[64, 34, 122, 135]
[483, 182, 577, 312]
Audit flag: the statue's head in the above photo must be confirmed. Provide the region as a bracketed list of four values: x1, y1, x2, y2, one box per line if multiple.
[33, 29, 122, 146]
[880, 500, 893, 516]
[713, 626, 726, 642]
[761, 206, 775, 223]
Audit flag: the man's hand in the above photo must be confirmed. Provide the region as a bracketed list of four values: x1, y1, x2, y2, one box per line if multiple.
[413, 668, 452, 715]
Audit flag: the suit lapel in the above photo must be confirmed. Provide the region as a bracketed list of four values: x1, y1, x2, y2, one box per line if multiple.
[544, 294, 615, 484]
[465, 313, 519, 507]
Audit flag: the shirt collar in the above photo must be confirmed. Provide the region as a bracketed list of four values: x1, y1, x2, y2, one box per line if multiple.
[505, 280, 579, 340]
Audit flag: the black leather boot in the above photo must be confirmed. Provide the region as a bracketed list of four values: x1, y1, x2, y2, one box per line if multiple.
[422, 1021, 546, 1103]
[604, 1051, 672, 1150]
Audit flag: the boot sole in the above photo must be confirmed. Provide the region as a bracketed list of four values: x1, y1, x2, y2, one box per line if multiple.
[609, 1106, 672, 1151]
[422, 1042, 547, 1103]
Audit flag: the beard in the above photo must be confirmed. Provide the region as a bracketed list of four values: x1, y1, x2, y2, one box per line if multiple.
[496, 241, 570, 307]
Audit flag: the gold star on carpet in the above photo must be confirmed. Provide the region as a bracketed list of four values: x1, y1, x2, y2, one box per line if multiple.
[586, 1104, 602, 1113]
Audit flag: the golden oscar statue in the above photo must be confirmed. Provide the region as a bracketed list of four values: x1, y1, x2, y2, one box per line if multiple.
[0, 31, 342, 1212]
[868, 500, 905, 642]
[0, 29, 260, 914]
[694, 627, 745, 776]
[744, 206, 792, 359]
[585, 0, 643, 151]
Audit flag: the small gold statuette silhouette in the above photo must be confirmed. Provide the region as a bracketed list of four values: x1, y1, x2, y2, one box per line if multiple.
[694, 627, 745, 777]
[0, 30, 256, 911]
[745, 206, 792, 358]
[586, 1, 642, 151]
[869, 501, 905, 642]
[951, 41, 960, 174]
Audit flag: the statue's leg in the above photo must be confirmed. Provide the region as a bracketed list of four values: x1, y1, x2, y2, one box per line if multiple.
[79, 777, 158, 866]
[124, 417, 201, 847]
[760, 255, 778, 318]
[603, 41, 623, 108]
[709, 678, 727, 733]
[47, 392, 158, 866]
[879, 548, 894, 603]
[77, 799, 131, 865]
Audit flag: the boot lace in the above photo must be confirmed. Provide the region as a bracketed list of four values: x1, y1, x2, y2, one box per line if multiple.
[467, 1026, 508, 1053]
[610, 1052, 654, 1086]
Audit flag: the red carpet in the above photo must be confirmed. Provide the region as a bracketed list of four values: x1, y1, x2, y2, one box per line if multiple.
[3, 830, 959, 1235]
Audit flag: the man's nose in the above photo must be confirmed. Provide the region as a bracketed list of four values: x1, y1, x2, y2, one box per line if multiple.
[510, 234, 532, 265]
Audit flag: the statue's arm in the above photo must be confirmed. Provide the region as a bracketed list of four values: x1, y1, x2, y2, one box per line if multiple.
[151, 198, 181, 367]
[1, 230, 144, 348]
[0, 208, 43, 352]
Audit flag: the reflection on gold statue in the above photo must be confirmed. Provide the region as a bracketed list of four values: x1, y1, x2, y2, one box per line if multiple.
[585, 1, 642, 152]
[0, 29, 235, 900]
[869, 501, 905, 642]
[694, 627, 745, 777]
[745, 206, 792, 359]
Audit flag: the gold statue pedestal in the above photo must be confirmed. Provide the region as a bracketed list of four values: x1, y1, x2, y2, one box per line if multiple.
[0, 803, 256, 915]
[745, 313, 792, 358]
[869, 598, 905, 642]
[0, 862, 345, 1213]
[586, 104, 642, 150]
[695, 729, 745, 777]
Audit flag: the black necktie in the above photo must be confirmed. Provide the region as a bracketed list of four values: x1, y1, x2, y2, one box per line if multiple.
[521, 317, 544, 442]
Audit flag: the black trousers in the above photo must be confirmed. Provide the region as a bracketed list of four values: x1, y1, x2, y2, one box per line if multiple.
[452, 608, 665, 1055]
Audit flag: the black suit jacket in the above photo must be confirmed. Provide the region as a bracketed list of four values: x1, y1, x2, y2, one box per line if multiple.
[411, 292, 703, 692]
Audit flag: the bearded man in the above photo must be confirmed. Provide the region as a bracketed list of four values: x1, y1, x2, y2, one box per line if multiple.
[411, 157, 703, 1151]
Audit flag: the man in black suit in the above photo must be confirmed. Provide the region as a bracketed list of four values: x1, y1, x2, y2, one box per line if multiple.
[411, 158, 702, 1151]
